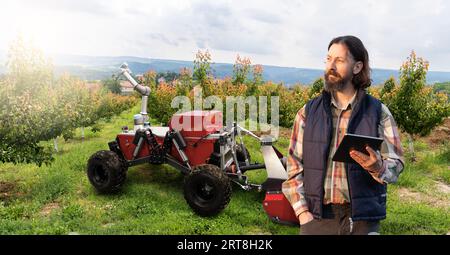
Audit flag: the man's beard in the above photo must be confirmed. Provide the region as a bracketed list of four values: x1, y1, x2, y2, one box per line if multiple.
[324, 69, 352, 92]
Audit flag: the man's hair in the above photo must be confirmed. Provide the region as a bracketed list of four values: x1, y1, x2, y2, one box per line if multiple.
[328, 35, 371, 89]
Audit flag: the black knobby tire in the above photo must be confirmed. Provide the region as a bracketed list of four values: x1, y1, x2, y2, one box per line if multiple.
[183, 164, 232, 217]
[87, 150, 127, 193]
[236, 144, 251, 163]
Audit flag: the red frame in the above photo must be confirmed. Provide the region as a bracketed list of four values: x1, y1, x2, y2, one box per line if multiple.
[117, 111, 222, 166]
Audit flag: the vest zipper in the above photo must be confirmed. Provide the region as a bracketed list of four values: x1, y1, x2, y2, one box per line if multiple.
[345, 162, 354, 232]
[349, 217, 354, 233]
[346, 96, 357, 231]
[340, 108, 354, 232]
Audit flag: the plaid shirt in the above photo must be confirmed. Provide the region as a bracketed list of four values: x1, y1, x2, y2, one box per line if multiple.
[281, 92, 404, 217]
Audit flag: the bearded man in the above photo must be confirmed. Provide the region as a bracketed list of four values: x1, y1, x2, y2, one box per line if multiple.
[282, 35, 404, 235]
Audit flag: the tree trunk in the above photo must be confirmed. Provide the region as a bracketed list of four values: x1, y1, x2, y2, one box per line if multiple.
[407, 133, 416, 162]
[53, 138, 58, 152]
[81, 126, 85, 142]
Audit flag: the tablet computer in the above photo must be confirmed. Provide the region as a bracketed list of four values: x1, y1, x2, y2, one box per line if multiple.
[332, 133, 384, 164]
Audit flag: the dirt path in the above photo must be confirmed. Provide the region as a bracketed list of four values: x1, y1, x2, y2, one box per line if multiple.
[0, 181, 17, 201]
[40, 202, 61, 216]
[418, 117, 450, 149]
[397, 180, 450, 209]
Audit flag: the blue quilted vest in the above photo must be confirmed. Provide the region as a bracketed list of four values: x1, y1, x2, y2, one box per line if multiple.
[303, 89, 386, 221]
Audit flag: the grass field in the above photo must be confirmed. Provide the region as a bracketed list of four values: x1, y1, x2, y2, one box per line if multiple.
[0, 105, 449, 235]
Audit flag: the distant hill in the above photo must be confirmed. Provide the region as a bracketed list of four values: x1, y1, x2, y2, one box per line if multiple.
[1, 53, 450, 85]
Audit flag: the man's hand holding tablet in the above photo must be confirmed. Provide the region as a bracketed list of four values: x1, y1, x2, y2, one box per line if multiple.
[350, 145, 383, 174]
[332, 134, 384, 174]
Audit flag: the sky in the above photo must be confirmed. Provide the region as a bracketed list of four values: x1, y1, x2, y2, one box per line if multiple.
[1, 0, 449, 71]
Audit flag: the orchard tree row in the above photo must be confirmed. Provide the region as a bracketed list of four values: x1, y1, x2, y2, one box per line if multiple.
[0, 38, 137, 166]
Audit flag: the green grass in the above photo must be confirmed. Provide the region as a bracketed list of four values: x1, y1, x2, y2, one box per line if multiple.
[397, 140, 450, 194]
[382, 185, 450, 235]
[0, 105, 448, 235]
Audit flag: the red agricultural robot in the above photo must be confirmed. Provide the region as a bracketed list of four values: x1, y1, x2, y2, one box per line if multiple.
[87, 63, 298, 225]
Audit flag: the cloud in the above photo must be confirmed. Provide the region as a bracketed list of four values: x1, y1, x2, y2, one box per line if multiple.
[245, 8, 284, 24]
[1, 0, 449, 71]
[146, 33, 180, 47]
[15, 0, 114, 16]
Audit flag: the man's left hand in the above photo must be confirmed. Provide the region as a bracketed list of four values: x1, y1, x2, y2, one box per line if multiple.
[349, 146, 383, 174]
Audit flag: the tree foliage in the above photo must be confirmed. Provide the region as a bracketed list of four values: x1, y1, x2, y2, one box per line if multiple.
[193, 50, 212, 88]
[0, 38, 137, 166]
[308, 77, 324, 99]
[382, 51, 450, 160]
[388, 51, 449, 137]
[232, 54, 251, 86]
[102, 77, 122, 94]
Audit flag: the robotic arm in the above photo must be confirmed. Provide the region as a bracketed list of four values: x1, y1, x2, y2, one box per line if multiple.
[119, 62, 150, 121]
[119, 63, 150, 96]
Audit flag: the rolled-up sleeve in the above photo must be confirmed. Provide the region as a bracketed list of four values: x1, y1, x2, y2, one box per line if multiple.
[370, 104, 405, 184]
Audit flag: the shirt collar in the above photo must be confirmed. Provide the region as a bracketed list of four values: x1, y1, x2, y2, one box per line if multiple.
[330, 90, 358, 110]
